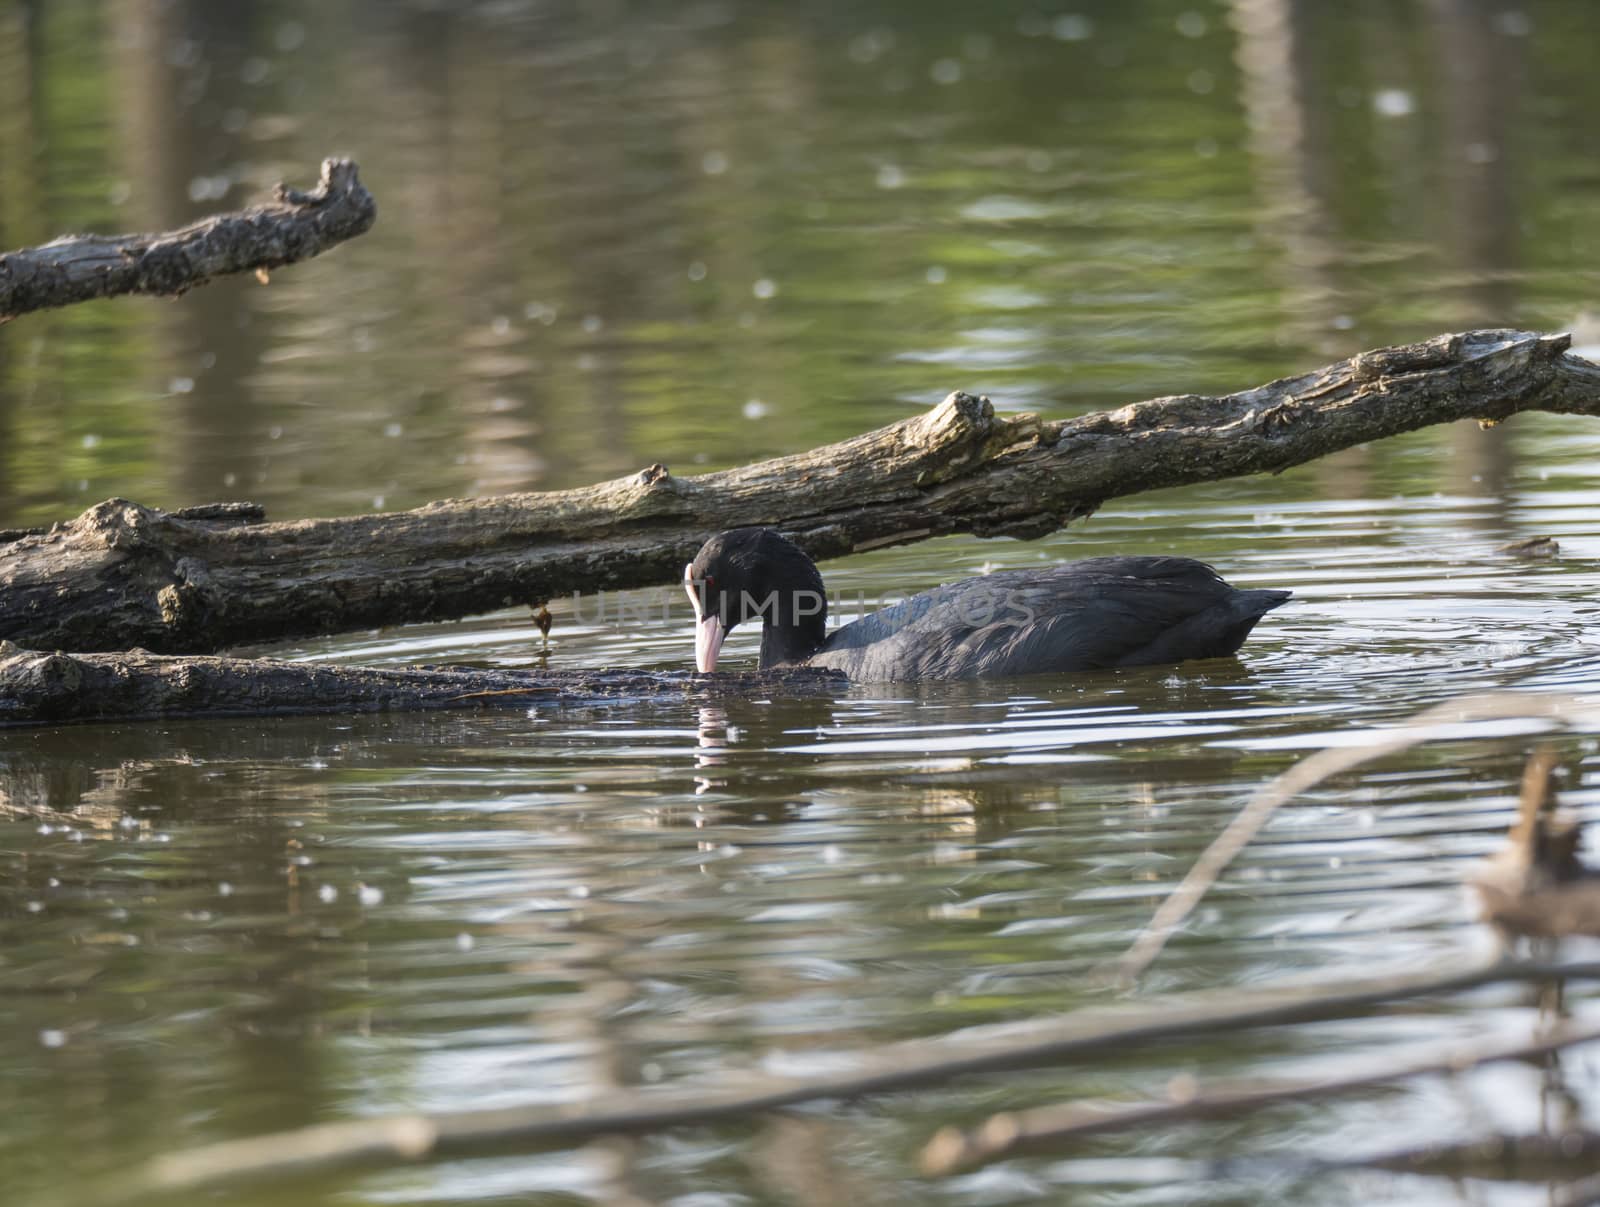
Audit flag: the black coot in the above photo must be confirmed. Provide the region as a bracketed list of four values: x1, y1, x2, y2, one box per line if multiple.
[683, 528, 1290, 682]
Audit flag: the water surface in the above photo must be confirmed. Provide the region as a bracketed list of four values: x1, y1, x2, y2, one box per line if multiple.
[5, 2, 1600, 1204]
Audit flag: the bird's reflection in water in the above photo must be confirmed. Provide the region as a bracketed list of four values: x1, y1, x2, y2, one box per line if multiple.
[694, 705, 737, 796]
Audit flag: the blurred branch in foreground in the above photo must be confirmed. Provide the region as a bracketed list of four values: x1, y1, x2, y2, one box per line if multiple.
[92, 954, 1600, 1206]
[0, 157, 375, 321]
[919, 1018, 1600, 1175]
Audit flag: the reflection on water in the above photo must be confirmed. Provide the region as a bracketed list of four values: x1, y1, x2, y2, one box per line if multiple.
[5, 2, 1600, 1205]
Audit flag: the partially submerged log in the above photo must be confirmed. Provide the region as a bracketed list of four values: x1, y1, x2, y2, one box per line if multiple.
[2, 328, 1598, 655]
[0, 641, 844, 729]
[0, 158, 375, 321]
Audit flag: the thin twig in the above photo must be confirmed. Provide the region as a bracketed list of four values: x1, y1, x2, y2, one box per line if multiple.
[1109, 692, 1600, 986]
[920, 1017, 1600, 1174]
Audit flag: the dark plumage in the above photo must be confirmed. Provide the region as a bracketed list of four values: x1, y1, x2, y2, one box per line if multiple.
[683, 528, 1290, 682]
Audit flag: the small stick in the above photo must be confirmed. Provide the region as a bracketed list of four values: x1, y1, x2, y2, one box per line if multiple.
[1110, 692, 1600, 986]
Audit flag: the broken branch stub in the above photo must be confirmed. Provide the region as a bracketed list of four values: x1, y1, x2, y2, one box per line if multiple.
[0, 157, 376, 320]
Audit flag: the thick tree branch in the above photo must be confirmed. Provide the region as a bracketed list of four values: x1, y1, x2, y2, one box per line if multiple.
[0, 157, 375, 320]
[0, 641, 842, 728]
[1, 328, 1596, 655]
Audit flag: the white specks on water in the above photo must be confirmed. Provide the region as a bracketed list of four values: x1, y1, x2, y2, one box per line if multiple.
[930, 58, 962, 85]
[569, 884, 591, 899]
[1373, 89, 1415, 118]
[357, 883, 384, 907]
[186, 176, 229, 203]
[26, 901, 43, 914]
[1177, 10, 1209, 37]
[169, 376, 195, 395]
[742, 399, 769, 421]
[524, 301, 558, 325]
[925, 265, 948, 284]
[383, 423, 403, 438]
[876, 163, 906, 190]
[847, 29, 893, 64]
[752, 278, 777, 300]
[274, 21, 305, 51]
[39, 1030, 67, 1049]
[82, 434, 101, 450]
[1495, 10, 1531, 36]
[318, 884, 338, 903]
[581, 314, 604, 334]
[455, 933, 475, 951]
[687, 260, 707, 281]
[701, 149, 729, 176]
[962, 195, 1048, 222]
[218, 882, 234, 897]
[1052, 14, 1094, 41]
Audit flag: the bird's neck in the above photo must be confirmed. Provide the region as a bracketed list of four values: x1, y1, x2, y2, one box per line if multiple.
[759, 614, 827, 668]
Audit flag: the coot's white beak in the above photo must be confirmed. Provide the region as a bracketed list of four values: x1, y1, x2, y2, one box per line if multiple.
[684, 563, 727, 673]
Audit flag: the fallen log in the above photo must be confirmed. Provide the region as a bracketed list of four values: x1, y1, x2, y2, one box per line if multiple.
[0, 641, 844, 729]
[2, 328, 1596, 655]
[0, 158, 376, 321]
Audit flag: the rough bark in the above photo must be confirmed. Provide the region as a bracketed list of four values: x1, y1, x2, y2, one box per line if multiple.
[1, 328, 1595, 655]
[0, 158, 375, 320]
[0, 641, 843, 729]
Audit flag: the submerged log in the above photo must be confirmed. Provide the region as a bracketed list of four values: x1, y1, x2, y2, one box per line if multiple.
[0, 641, 844, 729]
[2, 328, 1598, 655]
[0, 158, 376, 321]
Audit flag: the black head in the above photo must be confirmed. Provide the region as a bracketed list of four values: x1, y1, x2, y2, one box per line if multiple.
[683, 528, 828, 671]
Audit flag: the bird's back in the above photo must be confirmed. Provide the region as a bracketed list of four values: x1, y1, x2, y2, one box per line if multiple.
[809, 556, 1290, 682]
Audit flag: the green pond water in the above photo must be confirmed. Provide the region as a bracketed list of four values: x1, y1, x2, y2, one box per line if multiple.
[6, 1, 1600, 1204]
